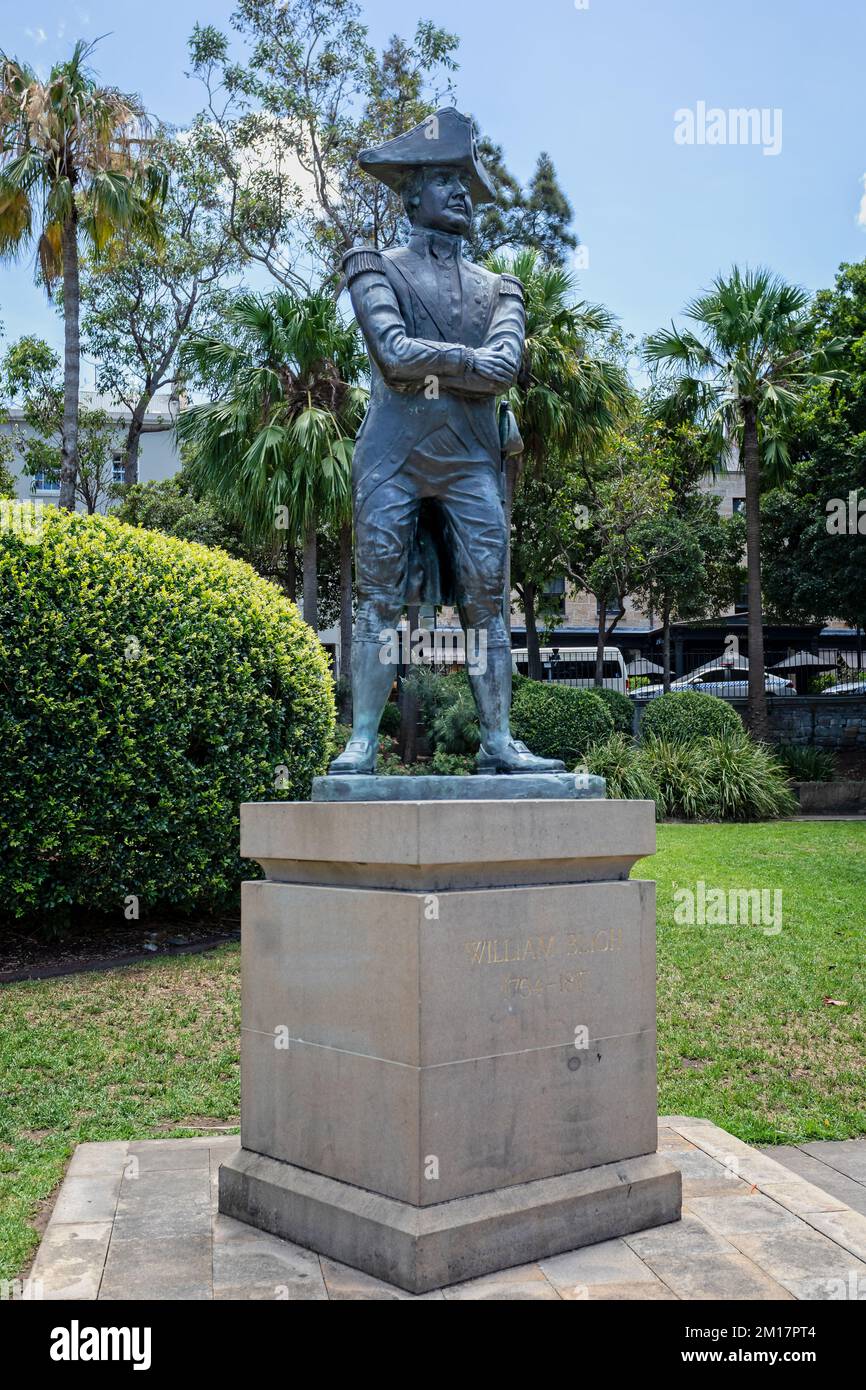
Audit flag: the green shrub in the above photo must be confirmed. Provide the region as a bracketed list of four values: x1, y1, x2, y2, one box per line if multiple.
[640, 690, 742, 744]
[583, 732, 660, 808]
[638, 736, 713, 820]
[430, 687, 480, 755]
[640, 732, 796, 822]
[378, 701, 402, 736]
[775, 743, 837, 783]
[594, 687, 635, 735]
[0, 510, 334, 925]
[427, 750, 475, 775]
[629, 675, 651, 691]
[700, 735, 798, 821]
[511, 681, 613, 764]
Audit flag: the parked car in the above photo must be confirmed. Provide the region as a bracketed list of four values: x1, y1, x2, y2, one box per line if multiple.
[632, 663, 795, 701]
[511, 646, 629, 693]
[820, 679, 866, 695]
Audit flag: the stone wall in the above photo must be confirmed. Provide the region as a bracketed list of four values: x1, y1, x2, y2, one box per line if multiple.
[634, 695, 866, 748]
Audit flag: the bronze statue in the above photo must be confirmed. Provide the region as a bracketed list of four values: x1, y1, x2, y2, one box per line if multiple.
[330, 108, 564, 776]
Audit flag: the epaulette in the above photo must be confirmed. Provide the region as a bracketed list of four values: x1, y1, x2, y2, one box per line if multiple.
[499, 274, 524, 300]
[342, 246, 387, 286]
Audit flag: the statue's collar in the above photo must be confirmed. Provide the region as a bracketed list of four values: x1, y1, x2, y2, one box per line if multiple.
[408, 227, 463, 263]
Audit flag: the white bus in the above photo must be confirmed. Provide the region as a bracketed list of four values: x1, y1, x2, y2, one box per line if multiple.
[511, 646, 630, 693]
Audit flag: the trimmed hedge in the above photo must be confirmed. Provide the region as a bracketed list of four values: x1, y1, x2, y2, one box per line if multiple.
[0, 510, 334, 924]
[594, 686, 635, 735]
[511, 681, 613, 764]
[640, 690, 742, 743]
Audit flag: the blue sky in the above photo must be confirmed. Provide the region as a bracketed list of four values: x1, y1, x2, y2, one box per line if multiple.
[2, 0, 865, 380]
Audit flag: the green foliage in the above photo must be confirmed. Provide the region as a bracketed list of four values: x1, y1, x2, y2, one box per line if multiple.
[378, 701, 401, 736]
[700, 735, 798, 822]
[427, 750, 474, 775]
[430, 687, 480, 756]
[774, 744, 837, 783]
[638, 733, 796, 821]
[0, 510, 334, 925]
[640, 690, 742, 744]
[593, 686, 634, 735]
[583, 732, 659, 806]
[511, 681, 613, 764]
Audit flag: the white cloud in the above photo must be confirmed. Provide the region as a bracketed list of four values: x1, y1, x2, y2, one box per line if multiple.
[858, 174, 866, 230]
[25, 26, 48, 45]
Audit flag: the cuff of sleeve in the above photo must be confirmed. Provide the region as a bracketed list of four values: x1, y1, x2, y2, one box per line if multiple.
[441, 347, 473, 376]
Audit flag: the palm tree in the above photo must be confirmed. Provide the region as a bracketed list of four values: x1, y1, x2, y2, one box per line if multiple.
[178, 290, 366, 634]
[486, 248, 632, 677]
[645, 267, 845, 736]
[0, 39, 167, 509]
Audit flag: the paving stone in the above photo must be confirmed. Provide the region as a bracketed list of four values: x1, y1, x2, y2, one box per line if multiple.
[562, 1280, 678, 1301]
[66, 1142, 129, 1178]
[29, 1221, 112, 1300]
[625, 1213, 731, 1259]
[32, 1126, 866, 1300]
[99, 1235, 213, 1300]
[783, 1273, 866, 1301]
[113, 1170, 212, 1241]
[760, 1146, 866, 1215]
[761, 1179, 848, 1217]
[320, 1257, 445, 1301]
[686, 1193, 802, 1236]
[804, 1208, 866, 1263]
[638, 1251, 793, 1301]
[729, 1227, 866, 1289]
[797, 1140, 866, 1184]
[539, 1237, 658, 1288]
[50, 1174, 122, 1225]
[213, 1244, 327, 1300]
[122, 1145, 210, 1174]
[443, 1263, 561, 1300]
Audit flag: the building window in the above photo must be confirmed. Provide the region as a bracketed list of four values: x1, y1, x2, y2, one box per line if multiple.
[596, 597, 622, 619]
[32, 470, 60, 494]
[732, 497, 746, 514]
[543, 576, 566, 619]
[112, 453, 136, 485]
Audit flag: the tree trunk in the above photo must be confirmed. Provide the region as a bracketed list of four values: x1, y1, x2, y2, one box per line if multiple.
[58, 216, 81, 511]
[338, 519, 353, 716]
[523, 581, 543, 680]
[742, 403, 768, 738]
[284, 545, 297, 603]
[503, 455, 521, 638]
[302, 521, 318, 631]
[124, 399, 148, 486]
[662, 604, 672, 692]
[595, 599, 607, 686]
[399, 602, 420, 764]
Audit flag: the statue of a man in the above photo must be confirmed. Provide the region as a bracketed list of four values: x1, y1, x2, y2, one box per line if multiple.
[330, 108, 564, 776]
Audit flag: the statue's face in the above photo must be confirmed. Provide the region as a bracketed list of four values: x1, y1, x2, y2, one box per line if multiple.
[413, 166, 473, 236]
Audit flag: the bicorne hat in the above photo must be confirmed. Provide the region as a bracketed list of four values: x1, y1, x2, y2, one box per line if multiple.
[358, 108, 496, 205]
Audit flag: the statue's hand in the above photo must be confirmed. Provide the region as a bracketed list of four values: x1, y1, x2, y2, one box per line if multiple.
[472, 347, 517, 388]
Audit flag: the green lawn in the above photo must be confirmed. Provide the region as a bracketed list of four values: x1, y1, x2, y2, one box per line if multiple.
[648, 821, 865, 1146]
[1, 819, 864, 1281]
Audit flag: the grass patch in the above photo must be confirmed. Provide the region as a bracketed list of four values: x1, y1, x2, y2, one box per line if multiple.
[648, 822, 866, 1145]
[0, 820, 864, 1279]
[0, 945, 239, 1281]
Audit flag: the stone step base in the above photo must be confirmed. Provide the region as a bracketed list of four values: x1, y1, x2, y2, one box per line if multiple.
[218, 1147, 682, 1295]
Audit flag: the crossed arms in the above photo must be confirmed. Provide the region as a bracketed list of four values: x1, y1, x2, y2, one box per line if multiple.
[345, 252, 525, 396]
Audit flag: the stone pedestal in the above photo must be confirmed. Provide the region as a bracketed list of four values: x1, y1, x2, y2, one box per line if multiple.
[219, 795, 681, 1293]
